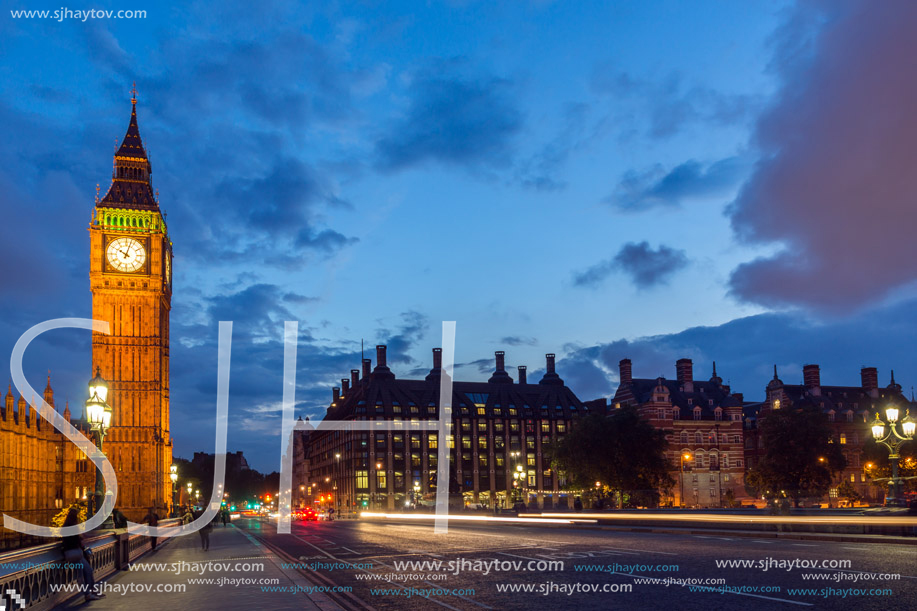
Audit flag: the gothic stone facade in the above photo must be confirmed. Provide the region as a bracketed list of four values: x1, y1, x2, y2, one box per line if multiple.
[89, 97, 174, 519]
[0, 379, 94, 547]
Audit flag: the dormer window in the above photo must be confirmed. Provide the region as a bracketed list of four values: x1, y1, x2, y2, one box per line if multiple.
[693, 408, 701, 421]
[714, 408, 722, 421]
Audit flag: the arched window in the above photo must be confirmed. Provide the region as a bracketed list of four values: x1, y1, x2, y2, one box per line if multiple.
[695, 431, 703, 444]
[680, 431, 688, 444]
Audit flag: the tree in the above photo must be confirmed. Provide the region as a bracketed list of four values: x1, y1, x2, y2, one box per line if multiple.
[835, 481, 861, 508]
[550, 409, 673, 508]
[861, 438, 917, 501]
[746, 407, 846, 507]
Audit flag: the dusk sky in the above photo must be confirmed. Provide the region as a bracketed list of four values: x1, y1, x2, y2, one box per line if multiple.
[3, 0, 917, 472]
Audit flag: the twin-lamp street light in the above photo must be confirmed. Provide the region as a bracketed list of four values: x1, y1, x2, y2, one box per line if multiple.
[85, 367, 112, 521]
[870, 407, 916, 503]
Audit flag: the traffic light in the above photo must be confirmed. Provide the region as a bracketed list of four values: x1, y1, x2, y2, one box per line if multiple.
[361, 500, 368, 507]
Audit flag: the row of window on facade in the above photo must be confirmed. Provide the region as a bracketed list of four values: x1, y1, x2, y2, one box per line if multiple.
[678, 432, 742, 444]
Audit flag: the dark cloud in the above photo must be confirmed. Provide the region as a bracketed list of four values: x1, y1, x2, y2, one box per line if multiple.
[516, 102, 593, 191]
[591, 68, 758, 139]
[375, 311, 428, 365]
[610, 157, 747, 211]
[574, 242, 688, 289]
[728, 1, 917, 312]
[500, 336, 538, 347]
[559, 296, 917, 403]
[375, 61, 522, 170]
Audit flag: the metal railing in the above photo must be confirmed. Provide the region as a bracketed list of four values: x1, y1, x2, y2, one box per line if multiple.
[0, 519, 180, 610]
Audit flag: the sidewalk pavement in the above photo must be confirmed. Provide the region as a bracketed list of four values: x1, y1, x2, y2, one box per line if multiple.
[61, 523, 345, 611]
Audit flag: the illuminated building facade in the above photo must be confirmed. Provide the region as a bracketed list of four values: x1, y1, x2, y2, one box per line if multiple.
[308, 346, 602, 512]
[89, 92, 173, 519]
[611, 358, 748, 507]
[748, 365, 912, 504]
[0, 378, 94, 548]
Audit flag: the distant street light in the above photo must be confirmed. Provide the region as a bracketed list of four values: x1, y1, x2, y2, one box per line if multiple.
[169, 464, 178, 517]
[680, 453, 693, 508]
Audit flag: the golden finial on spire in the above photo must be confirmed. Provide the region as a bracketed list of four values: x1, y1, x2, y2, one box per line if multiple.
[131, 81, 138, 104]
[95, 183, 100, 204]
[155, 189, 159, 203]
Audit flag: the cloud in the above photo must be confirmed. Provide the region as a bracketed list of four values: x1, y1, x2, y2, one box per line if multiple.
[590, 68, 758, 139]
[727, 1, 917, 312]
[610, 156, 747, 211]
[375, 311, 428, 365]
[516, 102, 594, 191]
[574, 242, 688, 289]
[500, 336, 538, 347]
[559, 296, 917, 403]
[375, 61, 522, 170]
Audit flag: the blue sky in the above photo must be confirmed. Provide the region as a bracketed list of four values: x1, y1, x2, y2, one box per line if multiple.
[4, 0, 917, 471]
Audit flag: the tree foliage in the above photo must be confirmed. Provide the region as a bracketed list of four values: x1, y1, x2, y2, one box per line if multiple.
[550, 409, 673, 507]
[745, 407, 846, 507]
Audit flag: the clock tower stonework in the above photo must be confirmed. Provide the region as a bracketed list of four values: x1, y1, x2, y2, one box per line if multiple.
[89, 92, 173, 520]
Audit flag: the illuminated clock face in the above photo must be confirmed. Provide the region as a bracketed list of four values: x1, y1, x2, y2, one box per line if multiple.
[164, 252, 172, 283]
[106, 237, 146, 273]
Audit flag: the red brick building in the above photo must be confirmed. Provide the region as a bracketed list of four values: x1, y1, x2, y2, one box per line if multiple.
[748, 365, 912, 505]
[611, 358, 748, 507]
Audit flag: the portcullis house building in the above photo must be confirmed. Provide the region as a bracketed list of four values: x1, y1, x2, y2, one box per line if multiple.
[307, 346, 604, 512]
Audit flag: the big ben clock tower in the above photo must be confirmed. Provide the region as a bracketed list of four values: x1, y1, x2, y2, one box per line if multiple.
[89, 87, 172, 519]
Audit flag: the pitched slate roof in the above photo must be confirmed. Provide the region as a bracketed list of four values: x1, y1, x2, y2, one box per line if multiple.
[615, 376, 744, 420]
[99, 102, 158, 210]
[325, 361, 593, 421]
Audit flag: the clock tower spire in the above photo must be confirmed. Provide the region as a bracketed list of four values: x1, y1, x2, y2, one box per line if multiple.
[90, 86, 173, 519]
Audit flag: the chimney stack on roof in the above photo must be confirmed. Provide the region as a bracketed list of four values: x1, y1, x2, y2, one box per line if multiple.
[803, 364, 821, 391]
[332, 387, 340, 404]
[351, 369, 360, 388]
[861, 366, 878, 396]
[488, 351, 513, 384]
[372, 345, 395, 379]
[676, 358, 694, 392]
[362, 358, 372, 380]
[518, 365, 527, 384]
[540, 353, 564, 386]
[341, 379, 349, 395]
[619, 359, 632, 386]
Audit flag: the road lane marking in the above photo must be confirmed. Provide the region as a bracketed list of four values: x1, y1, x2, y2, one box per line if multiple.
[609, 572, 813, 606]
[290, 533, 491, 610]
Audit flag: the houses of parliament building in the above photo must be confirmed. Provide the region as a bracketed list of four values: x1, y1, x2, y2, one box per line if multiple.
[1, 91, 173, 546]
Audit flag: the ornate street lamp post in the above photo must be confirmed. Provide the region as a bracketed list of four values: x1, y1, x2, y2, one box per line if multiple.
[85, 367, 112, 526]
[169, 464, 178, 517]
[680, 453, 692, 508]
[512, 464, 525, 507]
[334, 452, 341, 516]
[411, 480, 421, 509]
[186, 482, 193, 509]
[871, 408, 916, 504]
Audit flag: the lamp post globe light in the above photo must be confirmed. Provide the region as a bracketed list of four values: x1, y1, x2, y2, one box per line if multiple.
[870, 407, 916, 505]
[680, 453, 692, 508]
[186, 481, 193, 509]
[169, 464, 178, 517]
[85, 367, 113, 526]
